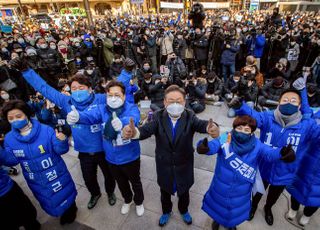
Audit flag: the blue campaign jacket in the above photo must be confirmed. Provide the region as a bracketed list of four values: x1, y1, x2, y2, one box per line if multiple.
[117, 69, 138, 104]
[1, 119, 77, 216]
[200, 138, 281, 228]
[286, 88, 320, 207]
[22, 68, 105, 153]
[0, 165, 14, 197]
[235, 103, 319, 185]
[78, 102, 141, 165]
[246, 35, 266, 58]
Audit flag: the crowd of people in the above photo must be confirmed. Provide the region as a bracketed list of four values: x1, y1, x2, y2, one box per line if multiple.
[0, 5, 320, 230]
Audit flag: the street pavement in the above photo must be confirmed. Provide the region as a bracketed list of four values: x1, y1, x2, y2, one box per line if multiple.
[13, 104, 320, 230]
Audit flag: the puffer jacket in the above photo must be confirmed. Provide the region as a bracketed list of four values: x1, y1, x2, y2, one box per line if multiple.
[235, 103, 320, 186]
[37, 48, 62, 75]
[200, 138, 281, 227]
[2, 119, 77, 216]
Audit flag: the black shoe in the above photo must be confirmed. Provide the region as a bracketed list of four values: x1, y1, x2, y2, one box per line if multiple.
[264, 205, 274, 226]
[87, 194, 101, 209]
[60, 203, 78, 225]
[108, 193, 116, 206]
[248, 206, 257, 221]
[212, 221, 220, 230]
[228, 227, 237, 230]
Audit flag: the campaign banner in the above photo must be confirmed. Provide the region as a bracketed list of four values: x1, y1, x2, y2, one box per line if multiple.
[1, 25, 12, 33]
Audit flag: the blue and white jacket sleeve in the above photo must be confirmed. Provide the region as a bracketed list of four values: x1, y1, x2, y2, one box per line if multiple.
[196, 138, 221, 156]
[120, 104, 140, 126]
[78, 106, 103, 125]
[50, 128, 69, 155]
[235, 102, 266, 129]
[1, 142, 19, 166]
[258, 142, 281, 162]
[22, 69, 69, 110]
[300, 88, 313, 117]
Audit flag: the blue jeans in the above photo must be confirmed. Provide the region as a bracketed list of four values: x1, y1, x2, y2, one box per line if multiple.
[222, 64, 236, 82]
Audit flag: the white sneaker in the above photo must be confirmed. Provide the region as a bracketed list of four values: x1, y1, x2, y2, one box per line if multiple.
[287, 209, 297, 220]
[136, 204, 145, 217]
[299, 215, 310, 226]
[121, 202, 133, 215]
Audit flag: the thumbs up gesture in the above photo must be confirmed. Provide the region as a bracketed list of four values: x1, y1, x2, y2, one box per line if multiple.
[67, 105, 80, 125]
[280, 144, 296, 163]
[122, 118, 137, 139]
[111, 112, 123, 132]
[207, 119, 220, 138]
[197, 138, 210, 155]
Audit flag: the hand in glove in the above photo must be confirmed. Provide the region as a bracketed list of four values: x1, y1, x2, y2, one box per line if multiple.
[9, 56, 29, 72]
[292, 75, 307, 91]
[280, 144, 296, 163]
[227, 96, 242, 109]
[111, 112, 123, 132]
[197, 138, 210, 155]
[66, 105, 80, 125]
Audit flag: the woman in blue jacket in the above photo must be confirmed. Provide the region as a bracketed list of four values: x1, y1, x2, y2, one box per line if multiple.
[0, 100, 78, 225]
[67, 81, 145, 217]
[230, 89, 320, 225]
[0, 160, 40, 229]
[10, 57, 116, 209]
[196, 115, 295, 230]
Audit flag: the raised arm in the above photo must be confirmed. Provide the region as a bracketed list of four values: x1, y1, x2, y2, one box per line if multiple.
[22, 69, 69, 110]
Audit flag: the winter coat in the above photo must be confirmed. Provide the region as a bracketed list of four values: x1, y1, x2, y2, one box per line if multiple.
[235, 103, 320, 185]
[77, 102, 141, 165]
[201, 138, 280, 227]
[206, 78, 223, 96]
[246, 35, 266, 58]
[2, 119, 77, 216]
[221, 40, 240, 65]
[138, 109, 208, 195]
[157, 33, 174, 56]
[173, 38, 188, 60]
[117, 69, 139, 104]
[287, 136, 320, 207]
[22, 69, 106, 153]
[37, 48, 63, 76]
[103, 38, 114, 67]
[261, 81, 289, 101]
[193, 34, 209, 61]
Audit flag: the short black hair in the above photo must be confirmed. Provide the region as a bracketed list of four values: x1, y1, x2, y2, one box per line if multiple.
[69, 73, 92, 88]
[2, 100, 33, 121]
[105, 80, 126, 94]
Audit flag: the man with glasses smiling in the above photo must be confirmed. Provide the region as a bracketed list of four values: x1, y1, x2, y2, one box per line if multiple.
[229, 88, 320, 226]
[122, 85, 220, 227]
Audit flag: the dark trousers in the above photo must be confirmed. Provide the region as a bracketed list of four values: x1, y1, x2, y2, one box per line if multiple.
[0, 181, 40, 230]
[252, 180, 285, 210]
[160, 188, 190, 215]
[291, 196, 319, 217]
[79, 152, 116, 197]
[108, 158, 144, 205]
[161, 55, 168, 65]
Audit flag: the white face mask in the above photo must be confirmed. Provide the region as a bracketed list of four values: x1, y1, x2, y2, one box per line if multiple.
[234, 79, 240, 83]
[107, 96, 124, 109]
[18, 38, 24, 43]
[40, 44, 48, 49]
[50, 44, 56, 50]
[1, 93, 9, 100]
[64, 86, 70, 92]
[166, 103, 185, 118]
[86, 70, 94, 75]
[145, 79, 152, 84]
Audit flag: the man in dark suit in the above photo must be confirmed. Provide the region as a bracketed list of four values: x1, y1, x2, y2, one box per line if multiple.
[122, 85, 219, 227]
